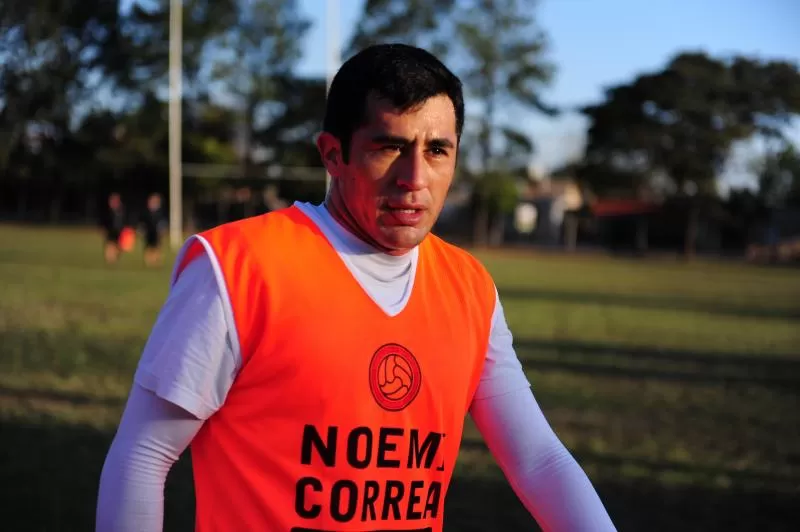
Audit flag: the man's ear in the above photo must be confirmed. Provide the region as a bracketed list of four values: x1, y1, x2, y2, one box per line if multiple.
[316, 132, 344, 177]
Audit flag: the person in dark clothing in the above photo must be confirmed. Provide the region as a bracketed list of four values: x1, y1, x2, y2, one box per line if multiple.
[142, 193, 166, 267]
[103, 193, 126, 264]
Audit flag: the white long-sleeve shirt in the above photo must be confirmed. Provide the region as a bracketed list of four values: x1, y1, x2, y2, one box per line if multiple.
[96, 201, 616, 531]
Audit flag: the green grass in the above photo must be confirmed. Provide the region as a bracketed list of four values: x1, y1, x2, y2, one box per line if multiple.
[1, 224, 799, 531]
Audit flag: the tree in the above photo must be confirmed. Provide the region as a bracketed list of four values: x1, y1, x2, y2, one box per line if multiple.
[454, 0, 555, 245]
[0, 0, 129, 219]
[118, 0, 239, 98]
[453, 0, 555, 171]
[580, 51, 800, 256]
[754, 143, 800, 208]
[206, 0, 311, 176]
[471, 169, 520, 246]
[0, 0, 328, 225]
[256, 76, 327, 167]
[0, 0, 245, 219]
[345, 0, 455, 59]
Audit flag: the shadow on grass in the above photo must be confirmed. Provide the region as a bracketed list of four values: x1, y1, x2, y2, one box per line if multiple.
[514, 338, 800, 390]
[498, 288, 800, 321]
[461, 437, 800, 495]
[445, 473, 800, 532]
[1, 419, 797, 532]
[0, 420, 195, 532]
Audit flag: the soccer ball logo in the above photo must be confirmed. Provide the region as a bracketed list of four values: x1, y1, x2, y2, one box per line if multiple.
[369, 344, 422, 411]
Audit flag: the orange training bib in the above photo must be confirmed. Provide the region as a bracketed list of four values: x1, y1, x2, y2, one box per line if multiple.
[174, 206, 497, 532]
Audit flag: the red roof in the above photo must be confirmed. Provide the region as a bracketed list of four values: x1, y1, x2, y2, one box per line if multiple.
[590, 199, 659, 217]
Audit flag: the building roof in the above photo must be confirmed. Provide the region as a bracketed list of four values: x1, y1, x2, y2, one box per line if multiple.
[590, 199, 659, 217]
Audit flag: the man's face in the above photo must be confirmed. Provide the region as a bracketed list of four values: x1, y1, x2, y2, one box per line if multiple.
[148, 194, 161, 210]
[320, 94, 458, 254]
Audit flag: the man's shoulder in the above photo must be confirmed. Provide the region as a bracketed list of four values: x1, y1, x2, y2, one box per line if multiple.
[425, 234, 498, 322]
[198, 206, 321, 248]
[425, 233, 493, 280]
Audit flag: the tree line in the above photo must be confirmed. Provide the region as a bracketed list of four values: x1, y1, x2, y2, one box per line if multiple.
[2, 0, 799, 250]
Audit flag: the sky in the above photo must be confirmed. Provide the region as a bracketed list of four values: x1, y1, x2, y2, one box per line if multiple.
[295, 0, 800, 190]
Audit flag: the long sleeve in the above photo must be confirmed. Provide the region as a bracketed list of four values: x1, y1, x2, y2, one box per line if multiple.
[97, 252, 238, 531]
[470, 291, 616, 531]
[471, 388, 616, 531]
[95, 385, 204, 532]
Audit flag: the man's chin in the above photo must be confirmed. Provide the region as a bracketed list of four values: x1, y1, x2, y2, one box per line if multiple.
[379, 227, 428, 253]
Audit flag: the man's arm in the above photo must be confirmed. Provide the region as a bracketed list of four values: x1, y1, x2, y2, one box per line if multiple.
[96, 252, 239, 531]
[96, 385, 203, 531]
[469, 291, 616, 531]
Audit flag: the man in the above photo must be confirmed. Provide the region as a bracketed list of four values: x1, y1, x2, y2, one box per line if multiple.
[101, 192, 126, 264]
[141, 193, 166, 268]
[96, 44, 616, 531]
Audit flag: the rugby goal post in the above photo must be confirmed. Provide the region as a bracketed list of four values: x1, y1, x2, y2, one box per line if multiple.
[168, 0, 183, 249]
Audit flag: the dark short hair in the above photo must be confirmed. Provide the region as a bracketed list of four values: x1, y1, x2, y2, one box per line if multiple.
[322, 43, 465, 162]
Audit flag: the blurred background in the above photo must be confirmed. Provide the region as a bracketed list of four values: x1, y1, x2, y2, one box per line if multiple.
[1, 0, 799, 530]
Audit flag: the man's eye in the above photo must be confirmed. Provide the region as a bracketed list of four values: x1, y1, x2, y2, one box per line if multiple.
[430, 147, 448, 156]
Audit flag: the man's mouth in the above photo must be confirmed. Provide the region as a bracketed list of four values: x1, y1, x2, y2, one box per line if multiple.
[385, 206, 425, 225]
[387, 202, 425, 211]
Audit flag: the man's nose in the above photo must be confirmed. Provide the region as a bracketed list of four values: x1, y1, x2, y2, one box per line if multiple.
[395, 149, 430, 191]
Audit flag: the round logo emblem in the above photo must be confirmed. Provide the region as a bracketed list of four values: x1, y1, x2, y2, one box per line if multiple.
[368, 343, 422, 411]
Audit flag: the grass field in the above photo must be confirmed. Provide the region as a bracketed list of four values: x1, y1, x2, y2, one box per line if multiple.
[1, 223, 799, 531]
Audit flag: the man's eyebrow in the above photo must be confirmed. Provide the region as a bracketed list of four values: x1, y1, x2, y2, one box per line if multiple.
[428, 138, 455, 149]
[369, 135, 455, 149]
[369, 134, 411, 145]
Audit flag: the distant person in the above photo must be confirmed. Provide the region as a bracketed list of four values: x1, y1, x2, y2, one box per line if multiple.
[141, 193, 166, 267]
[101, 193, 125, 264]
[96, 44, 616, 531]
